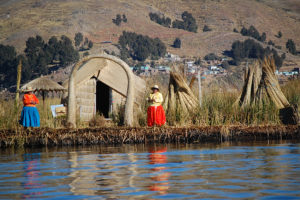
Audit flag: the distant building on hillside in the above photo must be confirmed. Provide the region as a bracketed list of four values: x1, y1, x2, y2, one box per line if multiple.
[186, 61, 194, 68]
[164, 53, 181, 62]
[276, 67, 299, 76]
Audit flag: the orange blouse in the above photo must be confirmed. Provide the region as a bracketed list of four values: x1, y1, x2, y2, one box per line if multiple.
[23, 93, 39, 107]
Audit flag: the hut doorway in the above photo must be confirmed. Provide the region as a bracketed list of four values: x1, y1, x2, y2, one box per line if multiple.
[96, 81, 112, 118]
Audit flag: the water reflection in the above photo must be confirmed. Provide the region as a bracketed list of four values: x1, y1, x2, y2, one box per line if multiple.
[0, 141, 299, 199]
[148, 146, 171, 195]
[22, 153, 43, 199]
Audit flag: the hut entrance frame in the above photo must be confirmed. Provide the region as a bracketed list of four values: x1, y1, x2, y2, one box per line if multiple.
[67, 54, 135, 127]
[96, 80, 112, 118]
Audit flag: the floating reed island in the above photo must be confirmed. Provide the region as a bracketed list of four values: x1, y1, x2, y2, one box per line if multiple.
[0, 125, 299, 148]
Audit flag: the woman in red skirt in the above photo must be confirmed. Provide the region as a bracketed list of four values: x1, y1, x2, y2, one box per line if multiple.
[147, 85, 166, 127]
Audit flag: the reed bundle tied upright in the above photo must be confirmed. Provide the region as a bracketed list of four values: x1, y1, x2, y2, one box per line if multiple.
[164, 71, 199, 118]
[236, 56, 299, 124]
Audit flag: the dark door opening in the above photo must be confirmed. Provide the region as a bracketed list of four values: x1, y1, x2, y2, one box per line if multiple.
[96, 81, 112, 118]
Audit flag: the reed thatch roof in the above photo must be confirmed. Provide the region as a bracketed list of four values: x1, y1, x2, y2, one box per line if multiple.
[21, 77, 65, 92]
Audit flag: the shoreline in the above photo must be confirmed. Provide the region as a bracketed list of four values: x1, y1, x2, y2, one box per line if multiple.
[0, 125, 299, 148]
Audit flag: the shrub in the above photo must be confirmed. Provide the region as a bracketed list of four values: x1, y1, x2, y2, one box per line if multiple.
[286, 39, 297, 55]
[122, 14, 127, 23]
[172, 11, 197, 33]
[240, 26, 266, 42]
[203, 25, 212, 32]
[268, 40, 275, 46]
[221, 61, 230, 69]
[277, 31, 282, 38]
[149, 12, 171, 27]
[74, 32, 83, 47]
[173, 38, 181, 48]
[230, 39, 285, 68]
[118, 31, 166, 61]
[112, 14, 122, 26]
[204, 53, 219, 60]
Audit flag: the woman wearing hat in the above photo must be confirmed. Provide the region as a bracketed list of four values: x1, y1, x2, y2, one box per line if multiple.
[146, 85, 166, 126]
[19, 87, 40, 127]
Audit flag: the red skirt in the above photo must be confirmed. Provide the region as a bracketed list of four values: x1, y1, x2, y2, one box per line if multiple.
[147, 105, 166, 127]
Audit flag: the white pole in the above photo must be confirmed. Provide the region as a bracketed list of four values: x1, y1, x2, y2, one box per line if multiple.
[197, 69, 202, 107]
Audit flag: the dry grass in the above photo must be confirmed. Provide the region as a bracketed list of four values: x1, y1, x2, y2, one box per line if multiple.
[147, 79, 300, 127]
[0, 80, 298, 129]
[1, 0, 300, 67]
[0, 97, 62, 130]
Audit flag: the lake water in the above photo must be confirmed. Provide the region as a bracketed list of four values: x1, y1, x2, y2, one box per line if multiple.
[0, 141, 299, 199]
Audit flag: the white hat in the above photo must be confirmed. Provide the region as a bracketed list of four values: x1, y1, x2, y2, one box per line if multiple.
[23, 86, 34, 92]
[151, 85, 159, 90]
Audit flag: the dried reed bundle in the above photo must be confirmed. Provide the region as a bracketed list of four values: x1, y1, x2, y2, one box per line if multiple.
[164, 71, 199, 114]
[236, 56, 289, 108]
[236, 56, 299, 124]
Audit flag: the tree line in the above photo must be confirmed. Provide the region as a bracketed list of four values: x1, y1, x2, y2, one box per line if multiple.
[112, 14, 127, 26]
[118, 31, 166, 61]
[149, 12, 171, 27]
[230, 39, 285, 68]
[240, 25, 266, 42]
[0, 34, 81, 89]
[149, 11, 198, 33]
[74, 32, 93, 51]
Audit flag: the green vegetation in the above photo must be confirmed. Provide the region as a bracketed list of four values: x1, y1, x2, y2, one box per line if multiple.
[148, 11, 197, 32]
[172, 11, 198, 33]
[0, 44, 19, 88]
[277, 31, 282, 38]
[268, 40, 275, 46]
[173, 38, 181, 48]
[74, 32, 93, 51]
[230, 39, 284, 68]
[149, 12, 171, 27]
[204, 53, 220, 61]
[203, 25, 212, 32]
[0, 34, 80, 90]
[74, 32, 83, 48]
[286, 39, 297, 55]
[122, 14, 127, 23]
[221, 61, 230, 69]
[194, 58, 201, 65]
[118, 31, 166, 61]
[240, 25, 266, 42]
[112, 14, 127, 26]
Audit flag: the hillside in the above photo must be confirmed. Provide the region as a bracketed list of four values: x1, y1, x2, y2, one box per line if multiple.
[0, 0, 300, 66]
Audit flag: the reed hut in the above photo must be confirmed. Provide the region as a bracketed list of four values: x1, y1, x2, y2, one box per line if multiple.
[64, 54, 146, 127]
[20, 76, 66, 107]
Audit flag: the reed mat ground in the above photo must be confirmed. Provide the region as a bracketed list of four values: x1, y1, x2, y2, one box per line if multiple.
[0, 125, 299, 148]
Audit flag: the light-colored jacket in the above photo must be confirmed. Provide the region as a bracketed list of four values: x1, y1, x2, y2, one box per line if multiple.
[148, 92, 163, 106]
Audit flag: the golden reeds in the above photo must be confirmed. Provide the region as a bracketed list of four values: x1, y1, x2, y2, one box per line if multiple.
[0, 79, 299, 129]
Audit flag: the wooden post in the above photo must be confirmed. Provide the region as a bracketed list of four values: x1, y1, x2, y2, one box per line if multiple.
[15, 59, 22, 107]
[42, 91, 45, 109]
[197, 70, 202, 107]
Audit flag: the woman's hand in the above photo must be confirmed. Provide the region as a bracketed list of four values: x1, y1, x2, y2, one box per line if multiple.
[146, 97, 153, 103]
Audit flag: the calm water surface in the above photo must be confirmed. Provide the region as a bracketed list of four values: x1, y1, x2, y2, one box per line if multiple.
[0, 141, 300, 199]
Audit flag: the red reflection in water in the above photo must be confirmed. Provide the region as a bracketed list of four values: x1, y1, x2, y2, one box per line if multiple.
[148, 147, 171, 195]
[22, 155, 43, 199]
